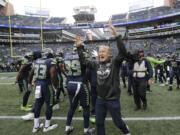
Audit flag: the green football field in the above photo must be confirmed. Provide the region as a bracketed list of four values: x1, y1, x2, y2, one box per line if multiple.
[0, 72, 180, 135]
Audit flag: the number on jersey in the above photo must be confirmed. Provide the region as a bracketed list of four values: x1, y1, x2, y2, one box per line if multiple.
[64, 60, 81, 76]
[34, 64, 47, 79]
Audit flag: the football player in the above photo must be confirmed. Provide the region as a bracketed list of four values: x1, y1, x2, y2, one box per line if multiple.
[29, 48, 58, 133]
[64, 35, 95, 135]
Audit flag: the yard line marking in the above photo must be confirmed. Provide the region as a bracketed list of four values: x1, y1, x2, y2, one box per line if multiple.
[0, 72, 17, 75]
[0, 83, 15, 85]
[1, 116, 180, 121]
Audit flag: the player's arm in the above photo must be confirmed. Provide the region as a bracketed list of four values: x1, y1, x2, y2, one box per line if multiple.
[75, 35, 97, 69]
[146, 56, 165, 65]
[15, 65, 25, 83]
[59, 63, 67, 78]
[28, 68, 34, 85]
[50, 65, 58, 89]
[145, 60, 154, 85]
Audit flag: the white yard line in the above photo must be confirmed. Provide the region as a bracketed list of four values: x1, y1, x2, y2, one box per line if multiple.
[0, 83, 15, 85]
[0, 116, 180, 121]
[0, 72, 17, 75]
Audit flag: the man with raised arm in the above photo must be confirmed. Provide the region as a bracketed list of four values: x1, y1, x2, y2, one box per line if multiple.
[76, 21, 130, 135]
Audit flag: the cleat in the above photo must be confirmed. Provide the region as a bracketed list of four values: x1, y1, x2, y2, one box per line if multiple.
[90, 117, 96, 124]
[43, 124, 58, 132]
[84, 128, 95, 135]
[27, 104, 32, 107]
[21, 112, 34, 120]
[159, 84, 165, 87]
[78, 106, 83, 112]
[52, 104, 60, 111]
[21, 105, 32, 112]
[32, 127, 39, 133]
[64, 126, 74, 135]
[32, 123, 44, 133]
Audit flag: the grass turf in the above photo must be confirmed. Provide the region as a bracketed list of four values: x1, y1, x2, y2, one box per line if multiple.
[0, 72, 180, 135]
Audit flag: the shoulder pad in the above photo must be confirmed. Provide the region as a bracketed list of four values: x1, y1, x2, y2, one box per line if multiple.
[21, 58, 29, 65]
[51, 59, 57, 65]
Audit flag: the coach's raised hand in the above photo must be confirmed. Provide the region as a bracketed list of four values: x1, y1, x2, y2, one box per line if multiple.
[75, 34, 83, 47]
[108, 18, 117, 37]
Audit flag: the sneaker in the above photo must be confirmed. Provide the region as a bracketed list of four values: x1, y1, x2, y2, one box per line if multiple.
[21, 112, 34, 120]
[84, 128, 95, 135]
[65, 126, 74, 135]
[159, 84, 165, 87]
[21, 105, 32, 112]
[124, 125, 130, 135]
[32, 123, 44, 133]
[52, 104, 60, 111]
[43, 124, 58, 132]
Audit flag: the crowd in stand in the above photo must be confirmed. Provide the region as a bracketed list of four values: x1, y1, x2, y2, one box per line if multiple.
[0, 37, 179, 72]
[0, 3, 180, 28]
[0, 15, 65, 27]
[112, 2, 180, 23]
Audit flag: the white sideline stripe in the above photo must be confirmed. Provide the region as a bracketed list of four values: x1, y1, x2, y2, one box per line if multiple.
[0, 83, 14, 85]
[1, 116, 180, 121]
[0, 73, 17, 75]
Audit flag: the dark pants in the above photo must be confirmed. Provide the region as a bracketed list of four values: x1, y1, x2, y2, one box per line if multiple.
[91, 85, 97, 115]
[66, 82, 90, 128]
[155, 67, 158, 83]
[169, 69, 180, 87]
[56, 74, 65, 102]
[128, 73, 133, 94]
[147, 84, 151, 91]
[155, 68, 166, 83]
[56, 86, 65, 102]
[96, 98, 129, 135]
[133, 78, 147, 108]
[34, 81, 54, 120]
[158, 70, 166, 83]
[19, 79, 31, 107]
[18, 81, 24, 93]
[121, 72, 127, 88]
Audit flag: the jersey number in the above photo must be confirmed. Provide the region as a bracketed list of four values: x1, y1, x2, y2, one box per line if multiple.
[64, 60, 81, 76]
[34, 64, 47, 79]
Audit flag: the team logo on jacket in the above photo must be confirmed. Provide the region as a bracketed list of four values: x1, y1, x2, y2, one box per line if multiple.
[97, 63, 111, 84]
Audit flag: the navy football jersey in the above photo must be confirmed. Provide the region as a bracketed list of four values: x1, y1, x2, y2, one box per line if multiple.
[64, 52, 82, 77]
[34, 58, 55, 81]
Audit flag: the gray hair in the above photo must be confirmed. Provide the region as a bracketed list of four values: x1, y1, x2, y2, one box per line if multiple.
[98, 45, 112, 57]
